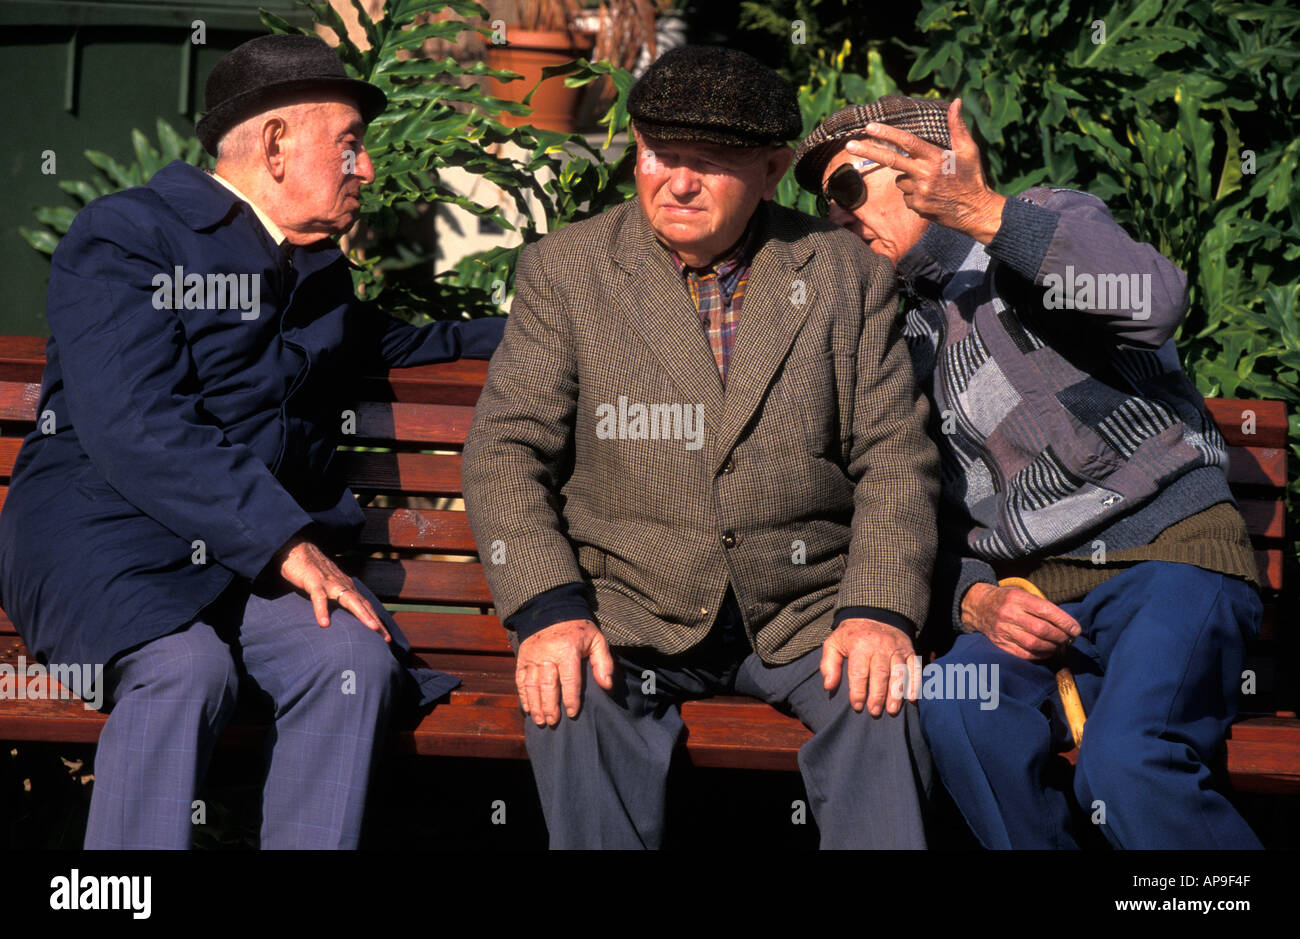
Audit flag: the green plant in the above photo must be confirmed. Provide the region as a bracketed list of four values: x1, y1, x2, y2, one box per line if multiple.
[21, 0, 639, 324]
[774, 41, 903, 216]
[260, 0, 637, 319]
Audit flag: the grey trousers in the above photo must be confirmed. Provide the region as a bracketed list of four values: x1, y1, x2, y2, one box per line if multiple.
[524, 593, 933, 849]
[83, 582, 404, 849]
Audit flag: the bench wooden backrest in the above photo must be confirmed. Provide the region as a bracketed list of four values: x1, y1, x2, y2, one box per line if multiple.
[0, 335, 1287, 651]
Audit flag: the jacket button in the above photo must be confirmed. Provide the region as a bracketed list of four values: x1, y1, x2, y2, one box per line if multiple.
[699, 607, 709, 617]
[722, 531, 737, 548]
[721, 457, 735, 474]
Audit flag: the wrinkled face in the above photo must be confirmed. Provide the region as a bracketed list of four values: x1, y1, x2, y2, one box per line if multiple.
[821, 142, 928, 264]
[278, 97, 374, 239]
[634, 127, 792, 265]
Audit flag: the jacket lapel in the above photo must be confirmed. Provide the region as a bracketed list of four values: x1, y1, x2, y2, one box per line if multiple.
[610, 201, 818, 471]
[613, 204, 725, 416]
[711, 205, 816, 469]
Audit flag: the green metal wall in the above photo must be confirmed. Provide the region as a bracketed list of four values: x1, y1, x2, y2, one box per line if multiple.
[0, 0, 312, 335]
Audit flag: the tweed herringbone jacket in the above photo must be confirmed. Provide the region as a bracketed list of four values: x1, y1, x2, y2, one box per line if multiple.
[462, 198, 939, 664]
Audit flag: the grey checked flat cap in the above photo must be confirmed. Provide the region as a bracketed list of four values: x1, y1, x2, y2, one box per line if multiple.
[628, 45, 801, 148]
[793, 94, 952, 192]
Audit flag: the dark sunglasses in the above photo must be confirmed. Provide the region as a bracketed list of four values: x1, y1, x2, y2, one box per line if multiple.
[816, 159, 877, 217]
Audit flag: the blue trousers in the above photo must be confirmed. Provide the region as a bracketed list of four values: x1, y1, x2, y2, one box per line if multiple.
[83, 581, 404, 849]
[919, 561, 1262, 849]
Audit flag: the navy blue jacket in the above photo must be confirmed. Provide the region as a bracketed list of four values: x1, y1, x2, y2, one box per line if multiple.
[0, 160, 503, 705]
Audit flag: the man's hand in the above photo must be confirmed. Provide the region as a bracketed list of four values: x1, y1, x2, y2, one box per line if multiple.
[844, 98, 1006, 244]
[276, 536, 390, 642]
[960, 582, 1080, 660]
[820, 618, 919, 717]
[516, 618, 615, 726]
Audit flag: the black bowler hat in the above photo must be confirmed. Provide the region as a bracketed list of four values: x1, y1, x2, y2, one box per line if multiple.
[196, 34, 387, 156]
[628, 45, 801, 148]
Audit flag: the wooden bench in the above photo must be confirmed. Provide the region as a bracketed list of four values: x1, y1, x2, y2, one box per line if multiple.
[0, 333, 1296, 797]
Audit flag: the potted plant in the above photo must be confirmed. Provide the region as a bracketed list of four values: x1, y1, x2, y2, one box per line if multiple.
[485, 0, 683, 132]
[484, 1, 594, 132]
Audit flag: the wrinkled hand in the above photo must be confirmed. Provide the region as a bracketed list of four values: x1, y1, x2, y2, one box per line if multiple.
[516, 618, 615, 726]
[820, 618, 919, 717]
[844, 98, 1006, 243]
[276, 535, 390, 642]
[960, 582, 1080, 661]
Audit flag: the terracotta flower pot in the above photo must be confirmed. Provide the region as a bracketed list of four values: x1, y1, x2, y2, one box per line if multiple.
[485, 28, 595, 133]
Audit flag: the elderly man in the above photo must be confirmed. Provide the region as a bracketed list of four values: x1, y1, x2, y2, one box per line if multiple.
[463, 46, 938, 849]
[0, 34, 503, 849]
[793, 95, 1263, 848]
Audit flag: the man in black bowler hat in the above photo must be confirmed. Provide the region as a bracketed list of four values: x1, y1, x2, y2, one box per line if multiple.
[463, 45, 938, 848]
[0, 33, 503, 849]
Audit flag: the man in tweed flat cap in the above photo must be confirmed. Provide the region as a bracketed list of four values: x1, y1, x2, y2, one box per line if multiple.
[464, 47, 939, 848]
[794, 96, 1263, 848]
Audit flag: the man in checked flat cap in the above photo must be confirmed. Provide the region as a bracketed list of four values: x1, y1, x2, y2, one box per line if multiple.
[0, 34, 502, 848]
[463, 46, 939, 848]
[793, 96, 1262, 848]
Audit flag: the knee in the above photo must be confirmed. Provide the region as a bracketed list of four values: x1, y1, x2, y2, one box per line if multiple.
[116, 639, 239, 719]
[918, 692, 974, 753]
[308, 622, 403, 700]
[1073, 732, 1138, 807]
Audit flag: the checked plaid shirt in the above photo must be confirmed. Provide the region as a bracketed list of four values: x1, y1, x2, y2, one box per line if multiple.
[669, 218, 759, 385]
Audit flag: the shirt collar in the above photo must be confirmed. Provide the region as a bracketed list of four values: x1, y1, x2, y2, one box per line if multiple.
[667, 212, 761, 280]
[205, 170, 289, 246]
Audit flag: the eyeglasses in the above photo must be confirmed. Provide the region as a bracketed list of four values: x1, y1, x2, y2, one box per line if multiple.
[816, 159, 879, 217]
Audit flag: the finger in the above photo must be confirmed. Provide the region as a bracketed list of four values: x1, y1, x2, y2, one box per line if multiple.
[557, 653, 585, 719]
[587, 629, 616, 691]
[842, 137, 918, 173]
[310, 587, 331, 628]
[993, 636, 1036, 660]
[1004, 622, 1059, 657]
[515, 664, 529, 714]
[885, 651, 907, 715]
[1011, 608, 1075, 647]
[867, 651, 891, 717]
[523, 662, 545, 726]
[847, 646, 871, 712]
[538, 661, 561, 726]
[820, 641, 843, 693]
[862, 121, 943, 161]
[907, 652, 923, 703]
[338, 590, 391, 643]
[1025, 596, 1082, 638]
[948, 97, 976, 150]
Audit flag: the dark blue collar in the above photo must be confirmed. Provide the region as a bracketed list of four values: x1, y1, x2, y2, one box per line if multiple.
[147, 160, 347, 280]
[896, 221, 977, 291]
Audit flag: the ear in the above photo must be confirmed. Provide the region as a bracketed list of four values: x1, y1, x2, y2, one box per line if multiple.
[261, 115, 289, 182]
[762, 145, 795, 200]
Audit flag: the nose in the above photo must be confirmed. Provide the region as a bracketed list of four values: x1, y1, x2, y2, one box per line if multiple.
[353, 146, 375, 185]
[828, 202, 856, 230]
[667, 164, 701, 199]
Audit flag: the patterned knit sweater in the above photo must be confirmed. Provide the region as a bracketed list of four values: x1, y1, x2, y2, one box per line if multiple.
[895, 187, 1258, 632]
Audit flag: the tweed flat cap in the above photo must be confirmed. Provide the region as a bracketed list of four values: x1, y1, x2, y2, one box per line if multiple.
[628, 45, 801, 148]
[793, 94, 951, 192]
[196, 34, 387, 156]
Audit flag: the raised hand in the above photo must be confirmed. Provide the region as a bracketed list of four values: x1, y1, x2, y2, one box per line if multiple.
[845, 98, 1007, 244]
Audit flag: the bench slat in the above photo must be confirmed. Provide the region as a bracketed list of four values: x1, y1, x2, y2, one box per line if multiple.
[360, 507, 477, 552]
[1205, 398, 1288, 448]
[356, 557, 493, 606]
[338, 451, 462, 495]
